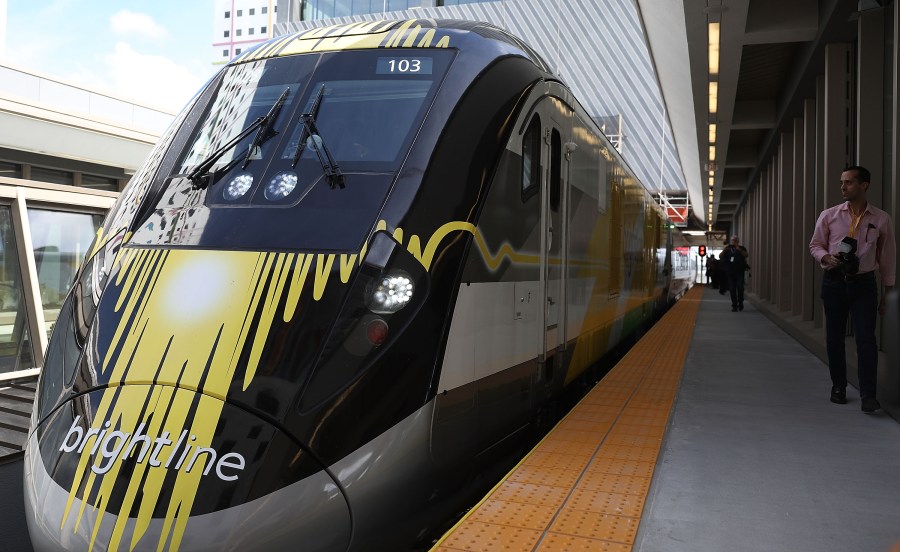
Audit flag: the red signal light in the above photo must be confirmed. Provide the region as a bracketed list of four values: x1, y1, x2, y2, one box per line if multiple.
[366, 318, 389, 346]
[698, 245, 707, 257]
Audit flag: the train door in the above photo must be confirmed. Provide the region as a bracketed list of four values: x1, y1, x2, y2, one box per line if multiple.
[540, 112, 568, 386]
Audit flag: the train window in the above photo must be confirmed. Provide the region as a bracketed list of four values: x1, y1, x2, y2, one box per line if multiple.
[521, 116, 540, 201]
[132, 49, 455, 252]
[597, 150, 609, 214]
[279, 79, 433, 167]
[178, 61, 301, 174]
[550, 128, 561, 212]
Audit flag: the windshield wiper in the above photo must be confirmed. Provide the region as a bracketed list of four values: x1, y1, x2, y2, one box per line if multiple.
[291, 84, 345, 189]
[188, 87, 291, 187]
[242, 87, 290, 169]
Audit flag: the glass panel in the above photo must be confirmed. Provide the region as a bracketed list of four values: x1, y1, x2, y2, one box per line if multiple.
[522, 116, 540, 198]
[30, 166, 74, 185]
[81, 174, 119, 191]
[26, 209, 103, 336]
[550, 129, 561, 212]
[0, 207, 33, 374]
[0, 161, 23, 179]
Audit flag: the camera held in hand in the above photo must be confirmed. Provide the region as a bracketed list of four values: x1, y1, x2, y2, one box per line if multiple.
[835, 236, 859, 275]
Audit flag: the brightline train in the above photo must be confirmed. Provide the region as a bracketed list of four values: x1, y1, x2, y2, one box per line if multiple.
[25, 19, 693, 551]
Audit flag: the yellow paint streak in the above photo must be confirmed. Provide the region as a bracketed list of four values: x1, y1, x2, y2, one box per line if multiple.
[157, 393, 224, 552]
[217, 253, 274, 399]
[104, 387, 165, 550]
[127, 386, 177, 549]
[386, 20, 415, 48]
[417, 29, 436, 48]
[89, 227, 106, 259]
[89, 495, 108, 551]
[236, 20, 450, 62]
[402, 25, 422, 47]
[313, 254, 336, 300]
[339, 254, 357, 283]
[106, 251, 169, 378]
[244, 253, 292, 389]
[284, 254, 314, 322]
[113, 249, 150, 311]
[416, 221, 476, 270]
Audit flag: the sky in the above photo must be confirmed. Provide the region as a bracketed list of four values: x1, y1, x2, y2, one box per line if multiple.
[2, 0, 220, 113]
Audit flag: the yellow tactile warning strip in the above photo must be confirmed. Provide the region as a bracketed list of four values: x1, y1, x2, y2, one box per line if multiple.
[431, 286, 703, 551]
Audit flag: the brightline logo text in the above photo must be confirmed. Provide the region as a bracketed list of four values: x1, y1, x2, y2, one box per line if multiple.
[59, 415, 246, 481]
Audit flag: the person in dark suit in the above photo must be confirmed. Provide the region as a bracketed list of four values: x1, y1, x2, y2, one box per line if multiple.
[721, 235, 749, 311]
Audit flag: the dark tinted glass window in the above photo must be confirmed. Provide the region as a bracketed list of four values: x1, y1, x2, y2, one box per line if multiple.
[550, 129, 561, 212]
[131, 49, 454, 252]
[522, 115, 540, 200]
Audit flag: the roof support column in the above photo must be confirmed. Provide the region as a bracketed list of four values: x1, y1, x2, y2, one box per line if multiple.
[777, 132, 794, 312]
[801, 98, 817, 323]
[819, 43, 853, 329]
[814, 75, 827, 329]
[791, 117, 804, 317]
[885, 0, 900, 407]
[763, 160, 776, 302]
[757, 171, 768, 300]
[752, 185, 760, 294]
[857, 7, 885, 205]
[893, 1, 900, 248]
[823, 43, 853, 207]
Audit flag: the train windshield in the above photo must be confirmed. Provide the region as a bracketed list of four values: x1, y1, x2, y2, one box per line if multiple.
[130, 49, 454, 251]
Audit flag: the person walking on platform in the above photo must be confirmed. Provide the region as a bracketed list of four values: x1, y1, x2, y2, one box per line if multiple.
[706, 253, 718, 287]
[721, 235, 749, 311]
[809, 165, 896, 413]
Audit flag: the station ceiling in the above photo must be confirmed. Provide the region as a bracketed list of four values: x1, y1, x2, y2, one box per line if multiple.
[638, 0, 870, 234]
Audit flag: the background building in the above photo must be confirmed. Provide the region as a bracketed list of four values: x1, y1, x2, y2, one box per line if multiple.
[214, 0, 279, 63]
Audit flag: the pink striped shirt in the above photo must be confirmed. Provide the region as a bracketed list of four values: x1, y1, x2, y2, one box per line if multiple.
[809, 202, 896, 286]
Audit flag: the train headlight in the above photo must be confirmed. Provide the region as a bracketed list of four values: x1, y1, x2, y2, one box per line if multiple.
[265, 171, 298, 200]
[366, 271, 414, 314]
[224, 172, 254, 200]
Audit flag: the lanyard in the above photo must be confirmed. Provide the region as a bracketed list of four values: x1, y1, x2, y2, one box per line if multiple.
[848, 207, 864, 238]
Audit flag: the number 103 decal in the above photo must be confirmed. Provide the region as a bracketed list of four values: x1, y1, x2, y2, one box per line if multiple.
[377, 57, 433, 75]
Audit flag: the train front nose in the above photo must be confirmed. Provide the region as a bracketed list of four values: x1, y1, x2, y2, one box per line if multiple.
[24, 385, 350, 552]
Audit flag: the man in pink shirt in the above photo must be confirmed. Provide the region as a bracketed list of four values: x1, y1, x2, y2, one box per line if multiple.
[809, 166, 896, 413]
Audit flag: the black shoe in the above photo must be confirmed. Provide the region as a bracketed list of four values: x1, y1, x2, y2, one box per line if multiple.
[861, 396, 881, 413]
[830, 387, 847, 404]
[738, 303, 744, 311]
[731, 306, 737, 312]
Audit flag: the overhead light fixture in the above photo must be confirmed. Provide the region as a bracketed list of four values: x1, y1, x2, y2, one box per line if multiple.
[709, 176, 715, 188]
[709, 82, 718, 114]
[709, 146, 716, 161]
[708, 22, 720, 76]
[709, 123, 717, 144]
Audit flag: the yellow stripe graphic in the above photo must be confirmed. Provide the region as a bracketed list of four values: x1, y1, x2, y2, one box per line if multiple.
[63, 215, 535, 550]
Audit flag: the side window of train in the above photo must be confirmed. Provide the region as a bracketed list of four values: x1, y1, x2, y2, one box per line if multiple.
[550, 128, 561, 212]
[597, 149, 609, 214]
[521, 115, 541, 202]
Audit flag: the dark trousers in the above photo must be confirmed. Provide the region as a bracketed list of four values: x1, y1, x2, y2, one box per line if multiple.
[821, 271, 878, 397]
[727, 271, 745, 308]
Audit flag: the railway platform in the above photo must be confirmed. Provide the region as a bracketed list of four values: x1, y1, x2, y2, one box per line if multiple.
[432, 285, 900, 552]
